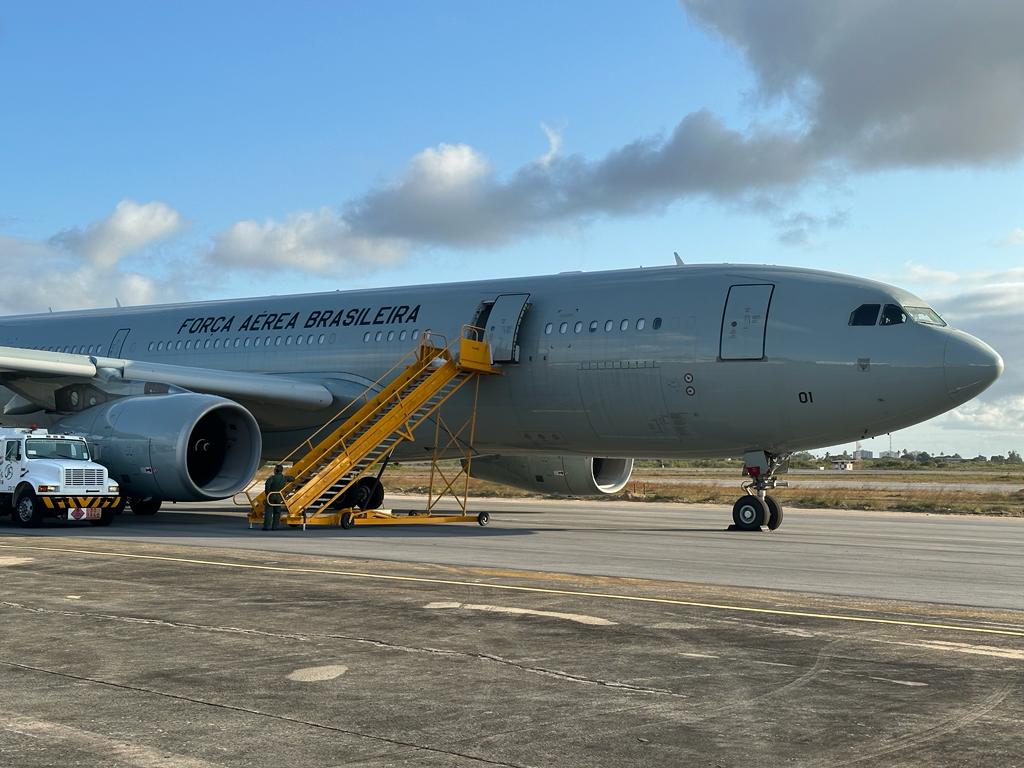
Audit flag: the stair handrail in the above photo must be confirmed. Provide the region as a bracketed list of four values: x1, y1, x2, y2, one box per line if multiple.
[257, 331, 459, 506]
[277, 330, 448, 468]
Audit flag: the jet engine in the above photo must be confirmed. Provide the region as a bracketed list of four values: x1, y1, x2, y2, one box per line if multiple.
[55, 393, 262, 501]
[467, 455, 633, 496]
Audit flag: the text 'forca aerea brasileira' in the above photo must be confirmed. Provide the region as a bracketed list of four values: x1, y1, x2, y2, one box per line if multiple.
[176, 305, 422, 335]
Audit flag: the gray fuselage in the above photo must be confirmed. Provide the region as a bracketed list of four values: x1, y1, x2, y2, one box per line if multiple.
[0, 264, 1003, 459]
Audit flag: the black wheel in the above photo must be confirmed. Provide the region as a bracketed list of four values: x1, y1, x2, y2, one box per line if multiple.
[129, 497, 162, 516]
[731, 495, 767, 531]
[348, 477, 384, 510]
[13, 490, 43, 528]
[476, 511, 490, 527]
[764, 495, 784, 531]
[340, 511, 356, 530]
[89, 507, 116, 527]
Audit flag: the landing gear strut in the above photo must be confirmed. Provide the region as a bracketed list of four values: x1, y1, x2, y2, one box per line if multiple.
[730, 451, 789, 532]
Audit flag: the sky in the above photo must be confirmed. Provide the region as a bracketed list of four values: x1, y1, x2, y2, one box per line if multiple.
[1, 1, 1022, 458]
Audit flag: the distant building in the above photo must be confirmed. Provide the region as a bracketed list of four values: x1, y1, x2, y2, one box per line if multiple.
[853, 449, 874, 460]
[879, 450, 900, 459]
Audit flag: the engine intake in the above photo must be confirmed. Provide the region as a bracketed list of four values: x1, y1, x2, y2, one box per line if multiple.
[467, 455, 633, 496]
[56, 393, 262, 501]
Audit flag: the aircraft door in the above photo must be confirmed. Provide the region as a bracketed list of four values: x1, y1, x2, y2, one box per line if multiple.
[483, 293, 530, 363]
[720, 284, 774, 360]
[107, 328, 130, 358]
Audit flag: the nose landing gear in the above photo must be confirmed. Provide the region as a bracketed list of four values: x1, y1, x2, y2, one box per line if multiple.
[730, 451, 788, 532]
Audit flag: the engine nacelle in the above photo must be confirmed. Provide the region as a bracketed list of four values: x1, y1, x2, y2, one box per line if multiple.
[467, 455, 633, 496]
[56, 393, 262, 501]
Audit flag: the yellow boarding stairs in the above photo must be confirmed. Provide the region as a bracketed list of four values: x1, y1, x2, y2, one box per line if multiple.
[244, 327, 500, 529]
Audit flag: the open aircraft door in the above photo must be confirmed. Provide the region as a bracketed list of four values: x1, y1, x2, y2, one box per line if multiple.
[719, 284, 773, 360]
[481, 293, 530, 363]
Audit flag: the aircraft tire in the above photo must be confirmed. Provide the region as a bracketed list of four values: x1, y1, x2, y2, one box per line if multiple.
[13, 490, 43, 528]
[765, 495, 784, 531]
[130, 497, 162, 516]
[732, 495, 766, 531]
[477, 511, 490, 527]
[340, 511, 356, 530]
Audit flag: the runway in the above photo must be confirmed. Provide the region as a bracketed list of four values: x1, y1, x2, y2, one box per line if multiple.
[1, 499, 1022, 766]
[7, 496, 1024, 609]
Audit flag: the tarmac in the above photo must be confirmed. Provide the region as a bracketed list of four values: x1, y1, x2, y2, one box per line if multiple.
[1, 498, 1022, 767]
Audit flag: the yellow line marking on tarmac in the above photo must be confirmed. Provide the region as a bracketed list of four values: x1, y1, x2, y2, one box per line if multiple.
[3, 542, 1024, 638]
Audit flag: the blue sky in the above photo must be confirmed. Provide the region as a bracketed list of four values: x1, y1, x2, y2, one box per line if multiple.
[1, 1, 1022, 457]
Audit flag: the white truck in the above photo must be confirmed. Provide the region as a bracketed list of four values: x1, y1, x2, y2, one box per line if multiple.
[0, 428, 124, 527]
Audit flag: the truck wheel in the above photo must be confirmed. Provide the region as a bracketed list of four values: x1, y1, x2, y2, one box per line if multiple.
[13, 490, 43, 528]
[89, 507, 116, 527]
[129, 497, 162, 516]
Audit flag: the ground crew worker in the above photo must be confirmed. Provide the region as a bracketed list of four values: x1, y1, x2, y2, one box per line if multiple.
[263, 464, 294, 531]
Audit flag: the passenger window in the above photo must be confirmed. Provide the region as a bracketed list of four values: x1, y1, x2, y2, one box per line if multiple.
[213, 339, 221, 349]
[205, 339, 212, 349]
[653, 317, 662, 330]
[559, 322, 568, 334]
[604, 320, 614, 332]
[880, 304, 907, 326]
[620, 319, 629, 331]
[544, 323, 553, 335]
[253, 338, 261, 348]
[296, 335, 303, 345]
[637, 318, 646, 330]
[375, 331, 383, 342]
[387, 331, 395, 342]
[318, 334, 326, 344]
[6, 441, 20, 461]
[589, 321, 598, 333]
[574, 321, 583, 333]
[147, 342, 155, 352]
[156, 341, 164, 351]
[412, 330, 420, 341]
[363, 332, 371, 343]
[399, 330, 407, 341]
[849, 304, 881, 326]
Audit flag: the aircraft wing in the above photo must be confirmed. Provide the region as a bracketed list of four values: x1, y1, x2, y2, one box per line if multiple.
[0, 345, 334, 412]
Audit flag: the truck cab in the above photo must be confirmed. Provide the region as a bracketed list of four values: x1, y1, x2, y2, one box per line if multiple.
[0, 428, 124, 527]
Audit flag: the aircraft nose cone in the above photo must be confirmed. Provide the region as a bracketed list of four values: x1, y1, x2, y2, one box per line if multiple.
[944, 333, 1003, 402]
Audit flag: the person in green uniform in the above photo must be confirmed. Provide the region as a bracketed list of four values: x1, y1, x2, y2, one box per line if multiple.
[263, 464, 294, 530]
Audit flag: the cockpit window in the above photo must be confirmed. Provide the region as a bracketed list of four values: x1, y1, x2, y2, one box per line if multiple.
[903, 305, 947, 327]
[879, 304, 907, 326]
[849, 304, 881, 326]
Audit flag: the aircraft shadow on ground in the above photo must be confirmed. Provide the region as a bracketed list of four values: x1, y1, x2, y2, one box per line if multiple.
[2, 512, 732, 538]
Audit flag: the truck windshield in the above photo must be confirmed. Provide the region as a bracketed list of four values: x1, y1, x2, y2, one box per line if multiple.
[24, 438, 91, 461]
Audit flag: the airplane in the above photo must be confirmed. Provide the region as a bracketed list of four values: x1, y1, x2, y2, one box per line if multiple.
[0, 263, 1003, 531]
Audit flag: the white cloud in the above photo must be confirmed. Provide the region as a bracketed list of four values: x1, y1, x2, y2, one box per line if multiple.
[207, 208, 407, 274]
[51, 200, 184, 268]
[407, 143, 490, 188]
[0, 201, 188, 316]
[538, 122, 563, 167]
[939, 395, 1024, 432]
[904, 263, 960, 286]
